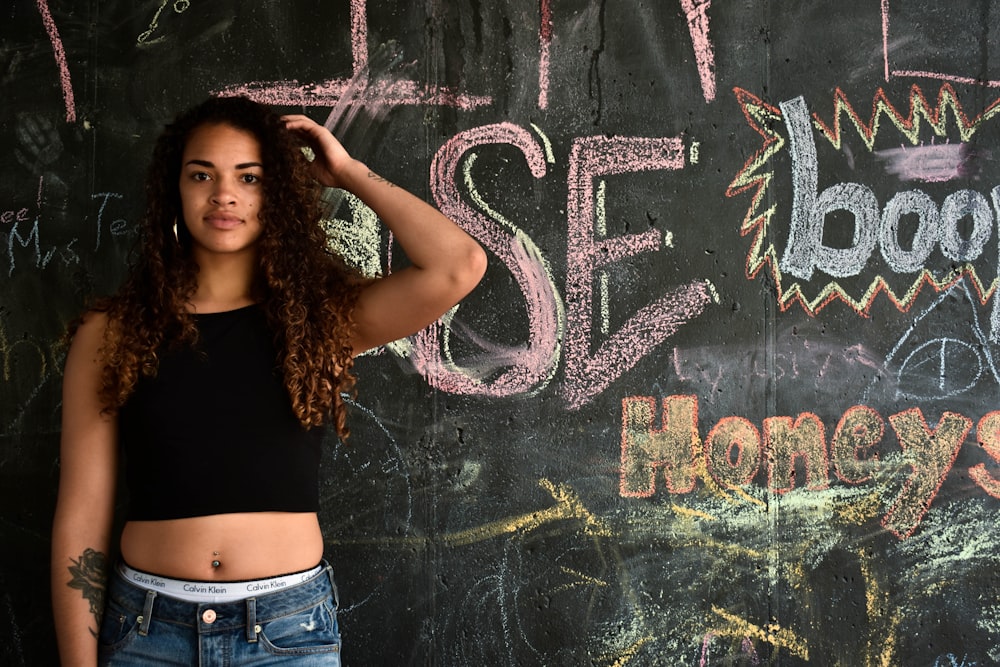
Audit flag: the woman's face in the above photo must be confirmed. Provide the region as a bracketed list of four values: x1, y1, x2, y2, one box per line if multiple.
[178, 122, 265, 259]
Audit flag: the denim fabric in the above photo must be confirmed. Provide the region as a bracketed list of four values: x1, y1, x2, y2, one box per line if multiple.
[99, 562, 342, 666]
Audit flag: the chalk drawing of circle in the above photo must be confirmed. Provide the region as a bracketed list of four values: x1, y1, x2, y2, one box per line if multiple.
[896, 338, 982, 400]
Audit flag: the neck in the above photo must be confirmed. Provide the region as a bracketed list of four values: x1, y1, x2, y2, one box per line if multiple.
[189, 249, 258, 313]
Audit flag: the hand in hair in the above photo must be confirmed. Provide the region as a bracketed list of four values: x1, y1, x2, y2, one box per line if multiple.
[281, 115, 355, 189]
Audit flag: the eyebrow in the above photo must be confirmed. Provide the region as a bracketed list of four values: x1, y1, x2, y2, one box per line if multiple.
[184, 159, 264, 170]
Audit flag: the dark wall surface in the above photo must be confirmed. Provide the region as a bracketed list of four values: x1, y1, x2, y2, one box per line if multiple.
[4, 1, 1000, 664]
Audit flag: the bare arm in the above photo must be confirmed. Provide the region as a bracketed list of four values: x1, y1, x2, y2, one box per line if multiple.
[51, 312, 119, 667]
[282, 115, 487, 356]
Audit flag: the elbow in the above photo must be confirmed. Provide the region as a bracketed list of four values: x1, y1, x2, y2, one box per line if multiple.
[458, 242, 488, 295]
[469, 242, 488, 283]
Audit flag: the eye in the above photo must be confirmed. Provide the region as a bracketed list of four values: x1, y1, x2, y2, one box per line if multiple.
[240, 173, 261, 184]
[191, 171, 211, 182]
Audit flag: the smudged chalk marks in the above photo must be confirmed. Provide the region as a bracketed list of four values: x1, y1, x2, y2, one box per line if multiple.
[882, 0, 1000, 88]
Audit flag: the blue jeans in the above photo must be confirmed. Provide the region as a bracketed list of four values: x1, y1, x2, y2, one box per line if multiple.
[99, 562, 342, 666]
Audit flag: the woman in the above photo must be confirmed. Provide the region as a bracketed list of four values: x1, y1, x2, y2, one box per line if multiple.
[50, 96, 486, 666]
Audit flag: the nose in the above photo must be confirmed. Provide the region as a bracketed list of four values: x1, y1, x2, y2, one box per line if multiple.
[210, 177, 237, 206]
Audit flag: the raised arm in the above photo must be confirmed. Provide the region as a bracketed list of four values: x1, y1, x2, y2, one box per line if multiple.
[51, 312, 119, 667]
[282, 115, 487, 356]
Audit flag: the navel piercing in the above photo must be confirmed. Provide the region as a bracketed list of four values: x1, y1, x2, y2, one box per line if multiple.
[211, 551, 221, 568]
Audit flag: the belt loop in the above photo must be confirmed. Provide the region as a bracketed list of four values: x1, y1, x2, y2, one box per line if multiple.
[325, 564, 340, 608]
[246, 597, 258, 643]
[138, 590, 156, 636]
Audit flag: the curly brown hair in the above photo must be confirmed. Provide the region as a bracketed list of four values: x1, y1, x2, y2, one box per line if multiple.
[90, 96, 366, 437]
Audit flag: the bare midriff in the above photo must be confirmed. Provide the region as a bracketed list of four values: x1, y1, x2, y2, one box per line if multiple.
[120, 512, 325, 581]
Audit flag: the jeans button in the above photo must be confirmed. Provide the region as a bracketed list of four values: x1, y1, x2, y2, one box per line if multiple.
[202, 609, 217, 624]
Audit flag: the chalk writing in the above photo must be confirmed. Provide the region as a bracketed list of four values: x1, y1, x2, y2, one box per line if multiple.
[402, 123, 714, 408]
[781, 95, 997, 283]
[223, 0, 718, 112]
[413, 122, 561, 397]
[621, 394, 988, 538]
[728, 84, 1000, 338]
[91, 192, 131, 252]
[563, 135, 713, 409]
[2, 182, 133, 276]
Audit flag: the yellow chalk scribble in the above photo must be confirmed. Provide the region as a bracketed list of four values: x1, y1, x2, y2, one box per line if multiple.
[603, 635, 655, 667]
[860, 550, 900, 667]
[546, 566, 610, 596]
[710, 606, 809, 660]
[443, 478, 612, 547]
[671, 504, 717, 522]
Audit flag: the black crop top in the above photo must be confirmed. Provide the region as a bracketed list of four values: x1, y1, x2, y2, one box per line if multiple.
[118, 304, 324, 521]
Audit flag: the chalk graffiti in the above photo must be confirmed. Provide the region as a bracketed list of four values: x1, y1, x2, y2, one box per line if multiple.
[365, 123, 716, 408]
[679, 0, 716, 103]
[218, 0, 490, 110]
[34, 0, 75, 122]
[563, 135, 713, 409]
[222, 0, 717, 113]
[5, 177, 72, 275]
[617, 394, 1000, 539]
[728, 84, 1000, 338]
[882, 0, 1000, 89]
[2, 181, 131, 276]
[865, 280, 1000, 403]
[780, 95, 997, 283]
[412, 122, 562, 398]
[934, 655, 977, 667]
[0, 317, 62, 434]
[537, 0, 553, 109]
[137, 0, 195, 45]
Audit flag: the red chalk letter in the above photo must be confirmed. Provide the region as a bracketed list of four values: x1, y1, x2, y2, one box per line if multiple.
[764, 413, 829, 493]
[882, 409, 971, 539]
[621, 395, 701, 497]
[969, 411, 1000, 498]
[831, 405, 884, 485]
[705, 416, 762, 489]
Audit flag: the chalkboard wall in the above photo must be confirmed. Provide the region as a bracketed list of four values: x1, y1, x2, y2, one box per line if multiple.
[4, 1, 1000, 664]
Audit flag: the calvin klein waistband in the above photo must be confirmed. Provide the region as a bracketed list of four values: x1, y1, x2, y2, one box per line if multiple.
[117, 562, 324, 603]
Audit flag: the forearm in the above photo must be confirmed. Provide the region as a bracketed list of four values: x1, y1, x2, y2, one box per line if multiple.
[51, 530, 110, 667]
[334, 158, 484, 274]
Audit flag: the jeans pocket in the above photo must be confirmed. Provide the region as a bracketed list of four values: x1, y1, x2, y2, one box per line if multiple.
[258, 600, 342, 656]
[97, 598, 142, 659]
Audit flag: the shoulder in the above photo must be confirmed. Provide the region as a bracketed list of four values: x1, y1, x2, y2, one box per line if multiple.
[69, 310, 110, 347]
[64, 310, 112, 373]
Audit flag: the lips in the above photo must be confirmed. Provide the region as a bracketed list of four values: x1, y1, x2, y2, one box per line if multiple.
[204, 212, 244, 229]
